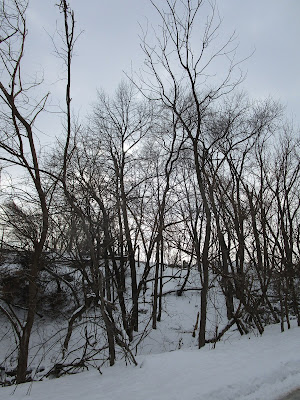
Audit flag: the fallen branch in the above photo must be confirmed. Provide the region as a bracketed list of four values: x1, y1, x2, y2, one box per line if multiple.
[205, 304, 243, 344]
[161, 285, 215, 297]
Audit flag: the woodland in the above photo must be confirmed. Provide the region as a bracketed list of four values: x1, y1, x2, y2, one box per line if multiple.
[0, 0, 299, 386]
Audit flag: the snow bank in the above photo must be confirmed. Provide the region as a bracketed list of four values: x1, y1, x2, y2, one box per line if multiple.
[1, 322, 300, 400]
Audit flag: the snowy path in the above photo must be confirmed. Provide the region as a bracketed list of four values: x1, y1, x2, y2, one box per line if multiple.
[1, 323, 300, 400]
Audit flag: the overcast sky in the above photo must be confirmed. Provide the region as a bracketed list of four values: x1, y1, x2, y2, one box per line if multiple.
[24, 0, 300, 143]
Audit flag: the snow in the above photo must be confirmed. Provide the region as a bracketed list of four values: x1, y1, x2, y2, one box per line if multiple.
[1, 322, 300, 400]
[1, 264, 299, 399]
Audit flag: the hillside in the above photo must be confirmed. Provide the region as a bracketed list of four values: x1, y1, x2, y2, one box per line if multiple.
[1, 261, 300, 399]
[1, 321, 300, 400]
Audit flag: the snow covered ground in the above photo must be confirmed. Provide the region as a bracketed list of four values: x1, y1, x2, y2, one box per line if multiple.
[1, 264, 299, 399]
[1, 321, 300, 400]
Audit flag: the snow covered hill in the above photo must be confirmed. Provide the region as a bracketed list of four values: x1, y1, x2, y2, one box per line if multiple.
[1, 321, 300, 400]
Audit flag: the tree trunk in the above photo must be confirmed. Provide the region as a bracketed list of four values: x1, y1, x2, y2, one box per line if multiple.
[152, 241, 160, 329]
[16, 254, 39, 383]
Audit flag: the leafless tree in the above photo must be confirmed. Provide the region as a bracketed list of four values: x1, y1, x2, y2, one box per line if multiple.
[0, 0, 51, 383]
[138, 0, 246, 348]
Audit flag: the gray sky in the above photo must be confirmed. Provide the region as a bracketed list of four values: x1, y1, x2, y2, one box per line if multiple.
[24, 0, 300, 143]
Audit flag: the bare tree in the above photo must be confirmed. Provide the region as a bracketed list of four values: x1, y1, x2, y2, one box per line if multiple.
[138, 0, 244, 348]
[92, 82, 153, 337]
[0, 0, 50, 383]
